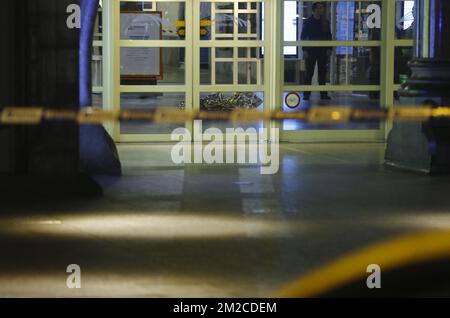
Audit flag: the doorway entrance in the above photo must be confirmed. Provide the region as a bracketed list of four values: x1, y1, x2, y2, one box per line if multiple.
[101, 0, 272, 142]
[95, 0, 414, 143]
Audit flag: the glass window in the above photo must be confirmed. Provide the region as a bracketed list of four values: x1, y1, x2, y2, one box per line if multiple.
[199, 92, 265, 132]
[120, 93, 185, 134]
[120, 47, 186, 86]
[200, 1, 264, 41]
[120, 1, 186, 41]
[92, 49, 103, 88]
[395, 0, 415, 39]
[200, 48, 264, 86]
[282, 91, 381, 131]
[395, 46, 413, 84]
[283, 1, 383, 44]
[92, 5, 103, 96]
[92, 93, 103, 108]
[284, 1, 298, 55]
[284, 46, 380, 86]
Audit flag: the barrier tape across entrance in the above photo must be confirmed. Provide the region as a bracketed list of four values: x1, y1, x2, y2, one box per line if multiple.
[1, 106, 450, 125]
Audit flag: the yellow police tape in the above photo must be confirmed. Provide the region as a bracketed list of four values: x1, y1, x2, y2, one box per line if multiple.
[1, 106, 450, 125]
[273, 230, 450, 298]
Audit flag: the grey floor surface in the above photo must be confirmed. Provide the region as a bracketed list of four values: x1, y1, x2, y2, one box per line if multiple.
[0, 143, 449, 297]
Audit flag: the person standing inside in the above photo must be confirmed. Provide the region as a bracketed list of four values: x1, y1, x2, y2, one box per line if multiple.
[301, 2, 332, 101]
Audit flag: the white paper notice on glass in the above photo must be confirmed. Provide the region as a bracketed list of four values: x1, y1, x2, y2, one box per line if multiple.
[120, 13, 162, 77]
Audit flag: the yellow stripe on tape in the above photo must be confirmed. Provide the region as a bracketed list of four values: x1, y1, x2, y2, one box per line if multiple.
[2, 106, 450, 125]
[1, 107, 43, 125]
[273, 230, 450, 298]
[77, 108, 119, 124]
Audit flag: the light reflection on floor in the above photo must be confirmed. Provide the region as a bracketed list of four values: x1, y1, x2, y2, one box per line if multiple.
[1, 143, 450, 297]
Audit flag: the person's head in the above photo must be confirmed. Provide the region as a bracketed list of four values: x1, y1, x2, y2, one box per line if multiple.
[312, 2, 325, 17]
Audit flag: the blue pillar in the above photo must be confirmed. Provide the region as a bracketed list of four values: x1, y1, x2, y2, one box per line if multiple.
[79, 0, 122, 176]
[80, 0, 100, 107]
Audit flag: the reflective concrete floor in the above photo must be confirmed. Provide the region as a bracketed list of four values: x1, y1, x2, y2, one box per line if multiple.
[1, 143, 450, 297]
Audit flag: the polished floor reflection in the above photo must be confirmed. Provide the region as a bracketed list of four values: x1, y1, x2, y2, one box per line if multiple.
[282, 92, 381, 131]
[1, 143, 450, 297]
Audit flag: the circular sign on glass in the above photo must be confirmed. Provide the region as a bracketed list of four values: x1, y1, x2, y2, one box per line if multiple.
[285, 92, 301, 109]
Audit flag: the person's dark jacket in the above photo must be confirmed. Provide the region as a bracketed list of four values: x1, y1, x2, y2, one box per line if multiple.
[301, 16, 332, 52]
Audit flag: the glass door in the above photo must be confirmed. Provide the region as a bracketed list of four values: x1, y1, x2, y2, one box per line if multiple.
[100, 0, 406, 143]
[106, 0, 273, 142]
[191, 0, 272, 138]
[278, 0, 388, 142]
[111, 0, 193, 142]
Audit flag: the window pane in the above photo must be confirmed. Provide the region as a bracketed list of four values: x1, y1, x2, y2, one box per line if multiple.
[395, 47, 413, 84]
[120, 1, 186, 41]
[200, 1, 264, 41]
[120, 47, 185, 86]
[395, 0, 416, 39]
[200, 48, 264, 86]
[199, 92, 265, 132]
[284, 46, 380, 86]
[282, 91, 381, 131]
[283, 1, 383, 43]
[120, 93, 185, 134]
